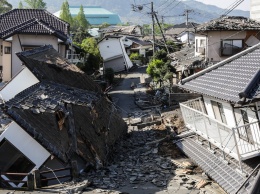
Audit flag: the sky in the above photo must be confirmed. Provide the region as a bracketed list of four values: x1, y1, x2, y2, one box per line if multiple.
[195, 0, 250, 11]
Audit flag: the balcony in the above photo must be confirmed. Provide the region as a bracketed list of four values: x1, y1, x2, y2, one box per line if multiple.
[66, 54, 84, 64]
[180, 98, 260, 163]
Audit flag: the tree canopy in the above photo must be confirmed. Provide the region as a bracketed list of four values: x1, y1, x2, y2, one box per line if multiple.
[75, 5, 89, 29]
[79, 37, 102, 72]
[0, 0, 12, 14]
[18, 1, 23, 8]
[24, 0, 46, 9]
[146, 50, 176, 87]
[60, 0, 73, 25]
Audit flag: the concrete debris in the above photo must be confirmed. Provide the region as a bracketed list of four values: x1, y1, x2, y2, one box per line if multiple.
[67, 126, 223, 193]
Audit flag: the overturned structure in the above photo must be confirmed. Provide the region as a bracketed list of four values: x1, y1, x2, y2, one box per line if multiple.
[0, 45, 127, 188]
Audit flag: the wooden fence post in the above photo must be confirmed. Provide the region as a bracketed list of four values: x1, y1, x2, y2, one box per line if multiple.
[27, 173, 34, 190]
[71, 160, 79, 180]
[33, 170, 41, 189]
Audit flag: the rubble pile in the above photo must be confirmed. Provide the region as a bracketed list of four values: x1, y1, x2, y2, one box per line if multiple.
[68, 126, 226, 193]
[83, 128, 174, 189]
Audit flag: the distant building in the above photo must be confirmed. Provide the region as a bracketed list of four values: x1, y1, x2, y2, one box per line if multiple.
[54, 6, 122, 26]
[251, 0, 260, 21]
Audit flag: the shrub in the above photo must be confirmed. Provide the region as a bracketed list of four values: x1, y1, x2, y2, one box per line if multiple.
[129, 53, 142, 60]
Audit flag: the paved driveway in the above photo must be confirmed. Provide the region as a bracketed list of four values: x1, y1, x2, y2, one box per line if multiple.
[109, 66, 147, 119]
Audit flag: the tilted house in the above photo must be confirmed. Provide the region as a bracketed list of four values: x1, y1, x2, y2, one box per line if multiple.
[98, 35, 133, 72]
[0, 45, 127, 188]
[177, 43, 260, 193]
[0, 9, 70, 82]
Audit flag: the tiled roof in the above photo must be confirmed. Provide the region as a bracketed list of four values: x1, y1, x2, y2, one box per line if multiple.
[165, 22, 199, 35]
[16, 45, 101, 92]
[178, 43, 260, 103]
[5, 82, 100, 162]
[0, 9, 69, 39]
[196, 16, 260, 32]
[100, 25, 141, 36]
[126, 37, 152, 46]
[2, 45, 127, 164]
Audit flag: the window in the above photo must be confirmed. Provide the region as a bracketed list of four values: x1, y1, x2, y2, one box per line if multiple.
[196, 39, 206, 54]
[211, 101, 227, 124]
[22, 45, 41, 51]
[221, 39, 243, 56]
[4, 46, 11, 54]
[238, 110, 253, 143]
[0, 139, 35, 183]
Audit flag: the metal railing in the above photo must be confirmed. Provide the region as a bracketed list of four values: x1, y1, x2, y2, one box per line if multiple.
[180, 98, 260, 164]
[66, 54, 84, 64]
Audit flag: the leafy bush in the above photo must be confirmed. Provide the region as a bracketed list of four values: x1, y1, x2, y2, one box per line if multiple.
[129, 53, 142, 60]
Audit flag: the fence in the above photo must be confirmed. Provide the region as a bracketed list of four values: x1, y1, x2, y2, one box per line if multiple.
[0, 162, 78, 190]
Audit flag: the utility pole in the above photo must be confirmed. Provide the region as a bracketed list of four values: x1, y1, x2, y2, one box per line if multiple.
[154, 14, 169, 54]
[151, 2, 156, 57]
[184, 9, 193, 45]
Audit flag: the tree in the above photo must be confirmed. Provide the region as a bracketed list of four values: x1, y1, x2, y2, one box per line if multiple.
[75, 5, 89, 29]
[146, 50, 176, 88]
[24, 0, 46, 9]
[60, 0, 73, 25]
[99, 22, 110, 29]
[18, 1, 23, 8]
[72, 27, 91, 45]
[0, 0, 12, 14]
[104, 68, 114, 84]
[80, 37, 102, 72]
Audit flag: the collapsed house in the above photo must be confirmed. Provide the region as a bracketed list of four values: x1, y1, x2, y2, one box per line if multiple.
[176, 42, 260, 193]
[0, 45, 127, 188]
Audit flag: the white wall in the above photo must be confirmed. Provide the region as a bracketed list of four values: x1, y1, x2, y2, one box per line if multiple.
[2, 41, 12, 81]
[203, 96, 236, 127]
[98, 37, 133, 70]
[119, 37, 133, 69]
[99, 38, 122, 60]
[0, 67, 39, 102]
[11, 34, 59, 78]
[0, 122, 50, 169]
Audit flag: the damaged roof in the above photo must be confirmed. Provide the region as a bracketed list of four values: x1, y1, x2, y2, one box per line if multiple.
[126, 37, 152, 46]
[168, 45, 204, 71]
[196, 16, 260, 32]
[165, 22, 199, 35]
[0, 9, 69, 40]
[16, 45, 101, 92]
[2, 45, 127, 165]
[178, 43, 260, 104]
[99, 25, 142, 36]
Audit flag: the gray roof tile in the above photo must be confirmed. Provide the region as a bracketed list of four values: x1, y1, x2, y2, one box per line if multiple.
[0, 9, 69, 39]
[179, 43, 260, 103]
